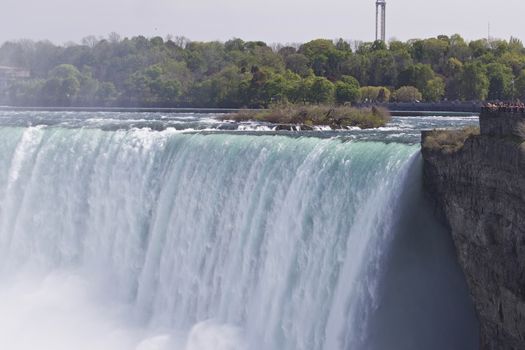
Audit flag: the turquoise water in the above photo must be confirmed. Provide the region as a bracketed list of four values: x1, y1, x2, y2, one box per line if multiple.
[0, 113, 478, 350]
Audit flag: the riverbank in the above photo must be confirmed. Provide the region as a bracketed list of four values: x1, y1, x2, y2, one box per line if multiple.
[359, 101, 482, 113]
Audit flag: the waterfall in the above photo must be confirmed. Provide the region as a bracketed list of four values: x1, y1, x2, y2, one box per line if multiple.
[0, 125, 476, 350]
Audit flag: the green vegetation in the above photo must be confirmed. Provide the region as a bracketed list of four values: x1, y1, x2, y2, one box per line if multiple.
[392, 86, 423, 102]
[225, 105, 391, 129]
[423, 126, 480, 153]
[2, 34, 525, 107]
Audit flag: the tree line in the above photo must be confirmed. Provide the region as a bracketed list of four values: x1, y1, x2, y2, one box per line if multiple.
[1, 34, 525, 107]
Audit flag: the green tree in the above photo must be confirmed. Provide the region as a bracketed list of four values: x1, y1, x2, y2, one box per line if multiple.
[412, 37, 449, 72]
[444, 57, 464, 100]
[398, 63, 435, 91]
[460, 62, 489, 100]
[335, 77, 361, 104]
[8, 34, 525, 107]
[278, 46, 297, 57]
[499, 51, 525, 76]
[342, 54, 370, 85]
[124, 64, 184, 106]
[284, 54, 312, 77]
[371, 40, 387, 51]
[299, 39, 346, 79]
[359, 86, 391, 102]
[224, 38, 245, 52]
[422, 77, 445, 101]
[368, 50, 398, 86]
[192, 66, 250, 107]
[95, 82, 118, 105]
[308, 76, 335, 103]
[7, 79, 44, 105]
[335, 38, 352, 52]
[299, 39, 336, 76]
[393, 86, 423, 102]
[295, 77, 314, 103]
[469, 39, 490, 58]
[448, 34, 470, 61]
[40, 64, 83, 105]
[377, 87, 390, 102]
[260, 73, 290, 104]
[514, 69, 525, 101]
[486, 63, 514, 100]
[280, 70, 303, 103]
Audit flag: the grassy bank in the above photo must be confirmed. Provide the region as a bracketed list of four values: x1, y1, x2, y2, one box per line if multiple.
[224, 105, 391, 129]
[422, 126, 480, 153]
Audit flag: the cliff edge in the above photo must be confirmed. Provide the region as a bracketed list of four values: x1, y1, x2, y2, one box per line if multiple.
[421, 110, 525, 349]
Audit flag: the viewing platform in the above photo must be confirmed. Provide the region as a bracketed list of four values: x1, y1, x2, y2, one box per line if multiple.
[479, 104, 525, 138]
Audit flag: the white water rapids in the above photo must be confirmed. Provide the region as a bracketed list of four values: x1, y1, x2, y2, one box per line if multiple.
[0, 121, 478, 350]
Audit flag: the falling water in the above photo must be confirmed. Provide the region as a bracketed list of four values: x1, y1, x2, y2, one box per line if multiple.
[0, 115, 478, 350]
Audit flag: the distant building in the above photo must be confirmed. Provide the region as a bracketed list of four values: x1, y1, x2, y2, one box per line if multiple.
[0, 65, 30, 91]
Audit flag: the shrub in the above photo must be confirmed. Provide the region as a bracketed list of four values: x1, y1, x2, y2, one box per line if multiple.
[423, 126, 480, 153]
[224, 104, 391, 129]
[359, 86, 391, 103]
[393, 86, 422, 102]
[335, 81, 361, 104]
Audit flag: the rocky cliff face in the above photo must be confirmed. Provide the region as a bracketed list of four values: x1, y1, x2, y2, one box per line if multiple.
[421, 112, 525, 350]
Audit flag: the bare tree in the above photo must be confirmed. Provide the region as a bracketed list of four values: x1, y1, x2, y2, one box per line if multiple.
[108, 32, 121, 44]
[81, 35, 100, 48]
[173, 36, 190, 48]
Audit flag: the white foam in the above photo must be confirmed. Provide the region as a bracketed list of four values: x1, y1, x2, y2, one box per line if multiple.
[0, 268, 245, 350]
[0, 127, 419, 350]
[185, 320, 245, 350]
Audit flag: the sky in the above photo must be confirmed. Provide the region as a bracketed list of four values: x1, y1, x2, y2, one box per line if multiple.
[1, 0, 525, 45]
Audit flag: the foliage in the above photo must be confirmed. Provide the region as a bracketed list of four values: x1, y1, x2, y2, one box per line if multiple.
[392, 86, 423, 102]
[2, 34, 525, 107]
[308, 76, 335, 104]
[486, 63, 514, 100]
[359, 86, 391, 103]
[225, 105, 391, 129]
[398, 63, 434, 92]
[422, 77, 445, 101]
[515, 69, 525, 101]
[335, 75, 361, 104]
[460, 62, 489, 101]
[422, 126, 480, 153]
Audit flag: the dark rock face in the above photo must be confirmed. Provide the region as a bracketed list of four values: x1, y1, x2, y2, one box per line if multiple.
[421, 115, 525, 350]
[479, 111, 525, 138]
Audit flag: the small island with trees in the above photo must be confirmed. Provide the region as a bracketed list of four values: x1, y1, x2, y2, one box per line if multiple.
[225, 105, 390, 130]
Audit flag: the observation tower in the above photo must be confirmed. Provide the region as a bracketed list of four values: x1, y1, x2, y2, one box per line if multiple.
[375, 0, 386, 42]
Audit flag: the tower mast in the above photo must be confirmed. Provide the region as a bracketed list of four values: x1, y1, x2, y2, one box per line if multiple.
[375, 0, 387, 42]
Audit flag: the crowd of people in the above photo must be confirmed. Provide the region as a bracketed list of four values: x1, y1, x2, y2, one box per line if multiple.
[482, 102, 525, 112]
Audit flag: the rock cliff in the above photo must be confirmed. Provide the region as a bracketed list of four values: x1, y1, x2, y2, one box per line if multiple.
[421, 111, 525, 349]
